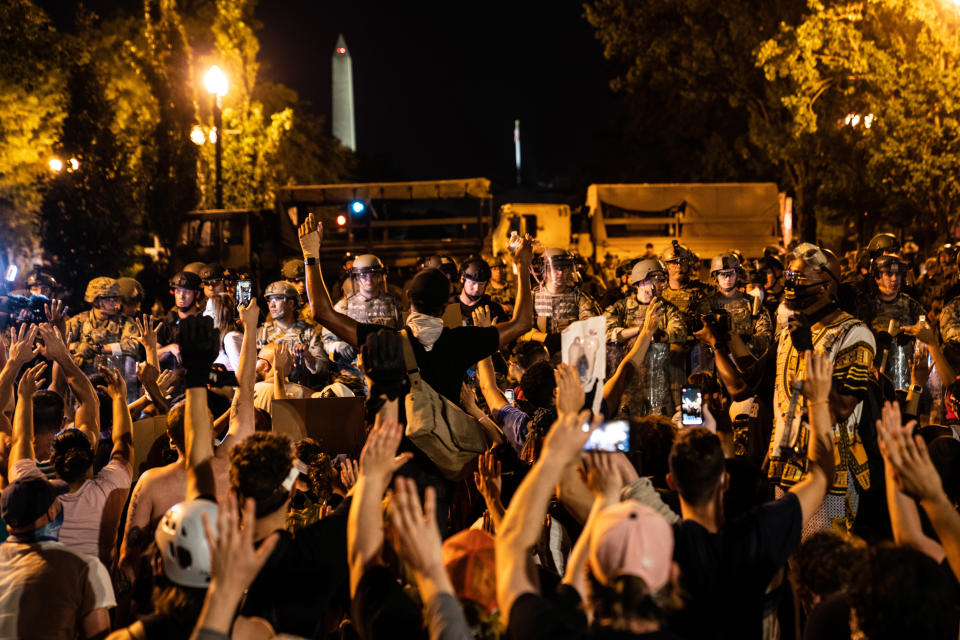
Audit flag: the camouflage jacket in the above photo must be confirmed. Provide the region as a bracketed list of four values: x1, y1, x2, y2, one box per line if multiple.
[322, 293, 403, 354]
[660, 280, 713, 318]
[257, 319, 324, 361]
[532, 286, 600, 334]
[941, 296, 960, 345]
[857, 292, 925, 336]
[64, 310, 141, 368]
[696, 290, 773, 358]
[604, 296, 686, 346]
[487, 279, 517, 309]
[918, 267, 958, 311]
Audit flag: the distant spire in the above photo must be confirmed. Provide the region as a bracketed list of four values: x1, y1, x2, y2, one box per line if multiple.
[332, 34, 356, 151]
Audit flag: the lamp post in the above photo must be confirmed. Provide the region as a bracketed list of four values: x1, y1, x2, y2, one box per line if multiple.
[204, 66, 228, 209]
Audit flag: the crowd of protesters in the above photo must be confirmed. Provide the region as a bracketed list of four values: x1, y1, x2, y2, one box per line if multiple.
[1, 221, 960, 640]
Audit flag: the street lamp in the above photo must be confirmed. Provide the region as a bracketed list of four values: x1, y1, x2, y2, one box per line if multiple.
[204, 65, 228, 209]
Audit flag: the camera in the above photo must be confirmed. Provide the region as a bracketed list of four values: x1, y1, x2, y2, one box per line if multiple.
[5, 294, 49, 326]
[702, 309, 731, 334]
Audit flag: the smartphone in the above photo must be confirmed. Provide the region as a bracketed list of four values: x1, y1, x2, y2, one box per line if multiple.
[236, 280, 253, 306]
[681, 386, 704, 426]
[583, 419, 631, 452]
[504, 388, 515, 403]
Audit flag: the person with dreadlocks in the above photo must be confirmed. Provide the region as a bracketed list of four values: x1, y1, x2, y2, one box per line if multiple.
[768, 243, 876, 537]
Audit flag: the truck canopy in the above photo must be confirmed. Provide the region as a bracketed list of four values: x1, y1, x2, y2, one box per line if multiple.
[586, 182, 781, 261]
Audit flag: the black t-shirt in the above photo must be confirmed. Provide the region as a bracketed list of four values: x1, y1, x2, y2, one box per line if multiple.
[240, 497, 352, 638]
[357, 322, 500, 404]
[670, 491, 802, 640]
[508, 585, 682, 639]
[459, 294, 509, 326]
[352, 565, 425, 640]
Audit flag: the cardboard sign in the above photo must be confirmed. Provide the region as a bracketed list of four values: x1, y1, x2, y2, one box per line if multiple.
[561, 316, 607, 415]
[272, 397, 367, 457]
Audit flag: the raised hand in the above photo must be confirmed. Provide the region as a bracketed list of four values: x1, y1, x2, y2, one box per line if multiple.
[580, 451, 625, 503]
[97, 365, 128, 401]
[203, 493, 279, 597]
[798, 350, 832, 405]
[134, 314, 159, 353]
[44, 299, 68, 331]
[17, 361, 47, 399]
[903, 319, 938, 347]
[877, 401, 943, 503]
[155, 369, 177, 396]
[339, 458, 359, 492]
[238, 297, 260, 331]
[8, 324, 39, 366]
[387, 477, 444, 576]
[911, 343, 931, 387]
[472, 305, 493, 328]
[274, 341, 293, 380]
[511, 233, 535, 265]
[541, 409, 599, 468]
[358, 417, 413, 484]
[555, 363, 586, 417]
[136, 361, 160, 388]
[641, 299, 663, 337]
[473, 449, 502, 504]
[298, 213, 323, 260]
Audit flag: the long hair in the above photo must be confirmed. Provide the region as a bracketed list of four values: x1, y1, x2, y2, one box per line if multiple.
[587, 571, 682, 631]
[207, 293, 239, 348]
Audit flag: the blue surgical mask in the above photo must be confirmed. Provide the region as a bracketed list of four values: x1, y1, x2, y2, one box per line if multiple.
[31, 506, 64, 542]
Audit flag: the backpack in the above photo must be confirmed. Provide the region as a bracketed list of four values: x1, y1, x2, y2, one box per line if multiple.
[398, 329, 491, 479]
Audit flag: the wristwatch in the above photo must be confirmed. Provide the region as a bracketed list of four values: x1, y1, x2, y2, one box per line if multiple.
[304, 257, 318, 266]
[908, 384, 923, 395]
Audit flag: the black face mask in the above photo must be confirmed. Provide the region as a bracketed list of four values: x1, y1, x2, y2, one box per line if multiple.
[784, 281, 826, 310]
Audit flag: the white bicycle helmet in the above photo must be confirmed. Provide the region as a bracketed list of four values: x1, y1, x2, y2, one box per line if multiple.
[155, 500, 218, 588]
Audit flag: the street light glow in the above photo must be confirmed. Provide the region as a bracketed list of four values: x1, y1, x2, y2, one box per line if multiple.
[48, 158, 63, 172]
[208, 128, 218, 144]
[336, 214, 347, 226]
[204, 65, 229, 97]
[68, 158, 79, 171]
[190, 125, 206, 145]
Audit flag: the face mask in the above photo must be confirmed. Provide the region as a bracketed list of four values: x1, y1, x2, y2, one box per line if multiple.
[784, 281, 825, 310]
[21, 507, 65, 543]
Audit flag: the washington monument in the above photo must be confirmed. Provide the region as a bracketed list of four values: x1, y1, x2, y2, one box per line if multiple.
[332, 34, 356, 151]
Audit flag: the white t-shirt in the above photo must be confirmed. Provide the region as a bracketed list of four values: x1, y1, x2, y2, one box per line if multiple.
[12, 458, 132, 561]
[215, 330, 244, 371]
[0, 539, 115, 639]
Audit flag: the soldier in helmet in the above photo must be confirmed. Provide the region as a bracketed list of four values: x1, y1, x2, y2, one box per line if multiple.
[599, 258, 638, 309]
[918, 243, 960, 314]
[199, 263, 227, 301]
[156, 271, 202, 367]
[604, 259, 686, 415]
[64, 277, 141, 372]
[458, 255, 509, 326]
[855, 253, 926, 389]
[25, 268, 57, 300]
[323, 255, 402, 373]
[526, 248, 600, 354]
[695, 253, 773, 363]
[659, 241, 711, 319]
[115, 277, 144, 318]
[260, 281, 327, 381]
[282, 257, 313, 323]
[486, 254, 516, 314]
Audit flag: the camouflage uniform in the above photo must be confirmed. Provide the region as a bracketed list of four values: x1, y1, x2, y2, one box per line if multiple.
[604, 296, 687, 416]
[532, 286, 599, 335]
[918, 265, 957, 313]
[660, 280, 712, 382]
[696, 290, 773, 360]
[65, 311, 141, 372]
[322, 293, 403, 368]
[660, 280, 712, 318]
[257, 319, 325, 363]
[857, 292, 925, 389]
[487, 279, 516, 309]
[940, 296, 960, 371]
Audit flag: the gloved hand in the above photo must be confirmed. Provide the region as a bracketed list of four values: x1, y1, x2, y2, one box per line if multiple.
[178, 315, 220, 388]
[361, 329, 410, 415]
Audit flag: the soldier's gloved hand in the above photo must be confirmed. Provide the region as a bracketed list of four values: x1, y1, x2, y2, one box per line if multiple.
[335, 343, 358, 363]
[178, 315, 220, 388]
[361, 329, 409, 415]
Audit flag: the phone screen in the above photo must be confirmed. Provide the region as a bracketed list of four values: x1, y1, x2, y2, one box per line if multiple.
[583, 420, 630, 452]
[681, 386, 703, 426]
[504, 388, 515, 404]
[236, 280, 253, 306]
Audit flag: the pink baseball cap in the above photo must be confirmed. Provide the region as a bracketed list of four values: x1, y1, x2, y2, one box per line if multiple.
[442, 528, 497, 614]
[588, 501, 674, 592]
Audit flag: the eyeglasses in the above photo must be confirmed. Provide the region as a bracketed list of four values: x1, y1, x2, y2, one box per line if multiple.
[715, 269, 737, 278]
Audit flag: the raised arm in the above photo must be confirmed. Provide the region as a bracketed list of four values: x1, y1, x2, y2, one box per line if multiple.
[880, 402, 960, 581]
[496, 409, 596, 623]
[0, 324, 40, 435]
[603, 300, 659, 413]
[97, 366, 133, 468]
[38, 323, 100, 447]
[179, 316, 221, 501]
[788, 351, 835, 526]
[905, 319, 956, 385]
[877, 402, 945, 562]
[472, 307, 509, 413]
[273, 341, 292, 400]
[220, 298, 259, 454]
[135, 314, 160, 369]
[495, 236, 534, 347]
[9, 361, 47, 475]
[348, 402, 413, 596]
[299, 213, 359, 348]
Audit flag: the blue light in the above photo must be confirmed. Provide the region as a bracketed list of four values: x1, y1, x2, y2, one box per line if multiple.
[350, 201, 366, 214]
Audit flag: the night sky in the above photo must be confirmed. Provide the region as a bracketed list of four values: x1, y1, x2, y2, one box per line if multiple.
[254, 0, 618, 188]
[39, 0, 620, 190]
